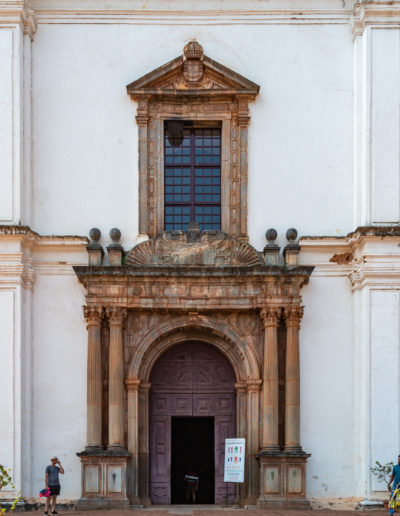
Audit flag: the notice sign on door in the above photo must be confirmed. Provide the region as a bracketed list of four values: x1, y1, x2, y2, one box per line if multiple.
[224, 438, 245, 483]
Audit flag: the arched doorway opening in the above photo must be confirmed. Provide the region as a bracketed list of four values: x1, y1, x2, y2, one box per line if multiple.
[149, 341, 236, 505]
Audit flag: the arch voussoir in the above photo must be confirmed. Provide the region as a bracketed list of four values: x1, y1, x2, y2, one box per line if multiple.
[127, 315, 260, 383]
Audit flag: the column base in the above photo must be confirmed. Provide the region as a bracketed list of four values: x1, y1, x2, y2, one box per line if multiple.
[76, 449, 131, 510]
[256, 449, 311, 510]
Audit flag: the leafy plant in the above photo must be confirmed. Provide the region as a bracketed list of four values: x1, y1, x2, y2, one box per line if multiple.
[0, 465, 22, 514]
[370, 460, 395, 487]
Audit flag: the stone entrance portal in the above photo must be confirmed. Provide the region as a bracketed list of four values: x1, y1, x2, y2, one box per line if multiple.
[149, 342, 236, 504]
[74, 226, 314, 508]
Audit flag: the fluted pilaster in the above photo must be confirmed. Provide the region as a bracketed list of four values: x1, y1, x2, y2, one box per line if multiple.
[106, 307, 127, 450]
[283, 306, 303, 451]
[260, 307, 281, 451]
[84, 305, 104, 450]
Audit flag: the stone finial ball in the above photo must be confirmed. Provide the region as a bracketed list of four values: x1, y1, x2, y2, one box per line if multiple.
[265, 228, 277, 243]
[89, 227, 101, 242]
[286, 228, 298, 242]
[109, 228, 121, 243]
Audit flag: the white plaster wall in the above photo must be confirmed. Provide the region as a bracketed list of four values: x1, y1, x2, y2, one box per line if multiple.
[370, 290, 400, 491]
[31, 272, 86, 500]
[0, 291, 15, 485]
[353, 27, 400, 227]
[32, 22, 353, 250]
[0, 31, 14, 222]
[300, 273, 354, 498]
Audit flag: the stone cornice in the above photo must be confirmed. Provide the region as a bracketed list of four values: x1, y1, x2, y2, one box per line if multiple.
[0, 1, 37, 39]
[31, 1, 352, 25]
[300, 225, 400, 246]
[300, 226, 400, 288]
[0, 225, 88, 286]
[74, 264, 313, 279]
[351, 1, 400, 37]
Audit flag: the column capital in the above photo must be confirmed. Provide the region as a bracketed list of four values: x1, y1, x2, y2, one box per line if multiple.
[234, 381, 247, 394]
[83, 305, 103, 327]
[139, 382, 151, 394]
[284, 306, 304, 329]
[125, 378, 140, 391]
[0, 0, 37, 39]
[135, 99, 149, 126]
[260, 306, 281, 328]
[106, 307, 127, 326]
[247, 379, 262, 392]
[352, 1, 400, 38]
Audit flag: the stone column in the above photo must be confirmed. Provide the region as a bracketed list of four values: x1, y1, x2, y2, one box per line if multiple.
[126, 378, 140, 504]
[260, 307, 281, 451]
[246, 379, 262, 504]
[284, 306, 304, 451]
[106, 307, 127, 450]
[138, 382, 151, 505]
[235, 382, 247, 504]
[83, 305, 104, 450]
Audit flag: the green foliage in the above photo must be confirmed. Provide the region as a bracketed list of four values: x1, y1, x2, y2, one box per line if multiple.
[0, 465, 22, 514]
[370, 460, 394, 486]
[390, 487, 400, 511]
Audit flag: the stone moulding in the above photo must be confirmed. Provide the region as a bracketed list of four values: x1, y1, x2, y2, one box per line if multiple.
[73, 265, 314, 311]
[126, 41, 260, 240]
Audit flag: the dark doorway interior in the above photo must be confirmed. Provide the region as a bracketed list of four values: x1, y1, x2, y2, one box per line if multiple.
[171, 417, 215, 504]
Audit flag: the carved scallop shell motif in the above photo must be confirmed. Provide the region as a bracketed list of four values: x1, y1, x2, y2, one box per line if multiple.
[126, 231, 262, 267]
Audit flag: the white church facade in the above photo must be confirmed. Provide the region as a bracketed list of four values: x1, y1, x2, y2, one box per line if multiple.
[1, 0, 400, 509]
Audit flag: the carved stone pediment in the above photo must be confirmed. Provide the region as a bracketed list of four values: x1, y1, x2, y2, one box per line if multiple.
[126, 226, 262, 267]
[126, 40, 260, 100]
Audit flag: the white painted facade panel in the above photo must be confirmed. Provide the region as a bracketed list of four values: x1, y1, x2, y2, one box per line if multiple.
[300, 275, 354, 498]
[32, 272, 87, 500]
[32, 22, 353, 248]
[370, 29, 400, 224]
[0, 290, 15, 478]
[370, 290, 400, 491]
[0, 31, 14, 222]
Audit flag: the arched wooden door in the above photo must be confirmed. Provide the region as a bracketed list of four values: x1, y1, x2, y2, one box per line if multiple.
[149, 342, 236, 504]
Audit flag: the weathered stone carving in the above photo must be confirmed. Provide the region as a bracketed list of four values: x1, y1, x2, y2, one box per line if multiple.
[105, 307, 127, 326]
[83, 305, 103, 327]
[182, 40, 204, 85]
[283, 306, 304, 329]
[260, 307, 282, 328]
[329, 252, 353, 264]
[126, 229, 263, 267]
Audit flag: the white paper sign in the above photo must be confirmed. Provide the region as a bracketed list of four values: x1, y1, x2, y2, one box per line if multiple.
[224, 438, 245, 483]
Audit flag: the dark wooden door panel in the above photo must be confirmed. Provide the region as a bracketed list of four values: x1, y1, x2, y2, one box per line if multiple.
[149, 342, 236, 505]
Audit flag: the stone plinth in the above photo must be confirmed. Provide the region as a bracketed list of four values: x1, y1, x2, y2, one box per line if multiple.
[257, 450, 311, 509]
[76, 450, 131, 510]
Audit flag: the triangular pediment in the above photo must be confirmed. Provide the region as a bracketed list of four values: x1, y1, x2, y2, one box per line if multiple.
[127, 41, 259, 99]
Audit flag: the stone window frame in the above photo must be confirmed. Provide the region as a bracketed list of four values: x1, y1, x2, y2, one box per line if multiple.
[127, 41, 259, 240]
